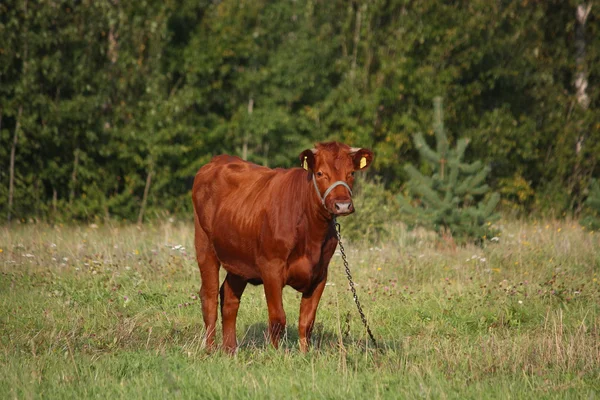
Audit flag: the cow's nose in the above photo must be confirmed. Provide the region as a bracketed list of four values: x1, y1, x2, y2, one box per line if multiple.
[334, 201, 354, 215]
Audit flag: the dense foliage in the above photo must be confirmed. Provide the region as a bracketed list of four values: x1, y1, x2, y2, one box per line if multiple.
[399, 97, 500, 243]
[1, 0, 598, 223]
[580, 179, 600, 231]
[341, 177, 398, 243]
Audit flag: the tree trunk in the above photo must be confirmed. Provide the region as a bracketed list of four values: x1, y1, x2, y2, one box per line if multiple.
[34, 178, 40, 221]
[7, 0, 28, 224]
[69, 148, 80, 205]
[350, 2, 363, 82]
[108, 22, 119, 64]
[52, 188, 58, 215]
[574, 4, 591, 113]
[363, 31, 373, 89]
[263, 142, 270, 167]
[243, 97, 254, 161]
[574, 3, 591, 155]
[571, 3, 592, 212]
[137, 165, 153, 226]
[8, 105, 23, 224]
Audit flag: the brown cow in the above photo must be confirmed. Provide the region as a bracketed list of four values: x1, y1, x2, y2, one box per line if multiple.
[192, 141, 373, 352]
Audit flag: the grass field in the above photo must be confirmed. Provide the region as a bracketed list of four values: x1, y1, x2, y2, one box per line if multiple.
[1, 219, 599, 399]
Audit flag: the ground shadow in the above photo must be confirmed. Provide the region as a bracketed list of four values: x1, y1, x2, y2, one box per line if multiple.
[238, 321, 395, 353]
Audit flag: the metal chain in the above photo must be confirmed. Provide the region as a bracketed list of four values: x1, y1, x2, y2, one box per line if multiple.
[334, 217, 377, 347]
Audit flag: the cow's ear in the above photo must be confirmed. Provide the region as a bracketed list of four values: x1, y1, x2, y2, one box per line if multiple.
[349, 148, 374, 171]
[299, 149, 317, 171]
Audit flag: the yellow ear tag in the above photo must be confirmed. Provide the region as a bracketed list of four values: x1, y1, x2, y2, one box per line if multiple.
[359, 156, 367, 169]
[303, 156, 308, 170]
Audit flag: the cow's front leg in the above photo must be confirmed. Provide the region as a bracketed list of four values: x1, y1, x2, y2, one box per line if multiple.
[298, 276, 327, 352]
[263, 277, 286, 348]
[220, 272, 247, 353]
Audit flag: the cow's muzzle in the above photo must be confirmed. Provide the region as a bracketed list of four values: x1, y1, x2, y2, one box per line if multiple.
[312, 174, 353, 215]
[334, 200, 354, 215]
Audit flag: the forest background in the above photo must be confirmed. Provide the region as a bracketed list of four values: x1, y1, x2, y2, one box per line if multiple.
[1, 0, 599, 224]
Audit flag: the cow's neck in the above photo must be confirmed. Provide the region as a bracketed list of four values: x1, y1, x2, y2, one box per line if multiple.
[305, 173, 335, 235]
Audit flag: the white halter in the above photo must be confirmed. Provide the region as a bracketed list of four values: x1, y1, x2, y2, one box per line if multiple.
[312, 173, 352, 208]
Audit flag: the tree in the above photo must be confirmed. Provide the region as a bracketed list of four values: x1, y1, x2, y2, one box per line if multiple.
[0, 0, 599, 223]
[4, 0, 31, 223]
[398, 97, 500, 244]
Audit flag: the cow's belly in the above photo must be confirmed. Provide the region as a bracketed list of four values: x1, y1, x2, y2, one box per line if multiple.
[216, 251, 261, 281]
[212, 239, 261, 281]
[221, 261, 261, 281]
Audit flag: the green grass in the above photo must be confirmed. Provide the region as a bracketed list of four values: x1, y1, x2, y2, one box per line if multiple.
[1, 220, 599, 399]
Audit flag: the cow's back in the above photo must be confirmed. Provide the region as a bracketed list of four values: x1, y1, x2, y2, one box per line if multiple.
[193, 155, 273, 231]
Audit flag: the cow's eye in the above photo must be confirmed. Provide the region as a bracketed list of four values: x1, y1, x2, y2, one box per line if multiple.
[316, 171, 323, 177]
[351, 171, 355, 177]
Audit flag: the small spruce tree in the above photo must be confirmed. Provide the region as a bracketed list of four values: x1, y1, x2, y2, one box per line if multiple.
[398, 97, 500, 244]
[579, 179, 600, 231]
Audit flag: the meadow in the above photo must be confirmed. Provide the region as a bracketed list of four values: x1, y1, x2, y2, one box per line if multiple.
[1, 219, 599, 399]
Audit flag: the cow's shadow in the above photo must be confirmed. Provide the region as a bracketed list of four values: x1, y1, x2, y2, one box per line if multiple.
[238, 322, 386, 352]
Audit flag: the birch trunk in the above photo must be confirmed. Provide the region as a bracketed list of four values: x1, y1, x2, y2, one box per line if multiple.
[8, 105, 23, 224]
[574, 4, 591, 154]
[571, 3, 592, 212]
[137, 166, 153, 226]
[243, 97, 254, 161]
[69, 148, 80, 205]
[7, 0, 28, 224]
[350, 2, 362, 82]
[52, 188, 58, 215]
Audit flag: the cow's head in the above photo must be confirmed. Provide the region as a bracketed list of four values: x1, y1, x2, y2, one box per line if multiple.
[299, 142, 373, 216]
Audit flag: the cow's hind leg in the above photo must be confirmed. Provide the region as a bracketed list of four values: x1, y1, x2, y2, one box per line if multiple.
[195, 221, 220, 351]
[220, 272, 247, 353]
